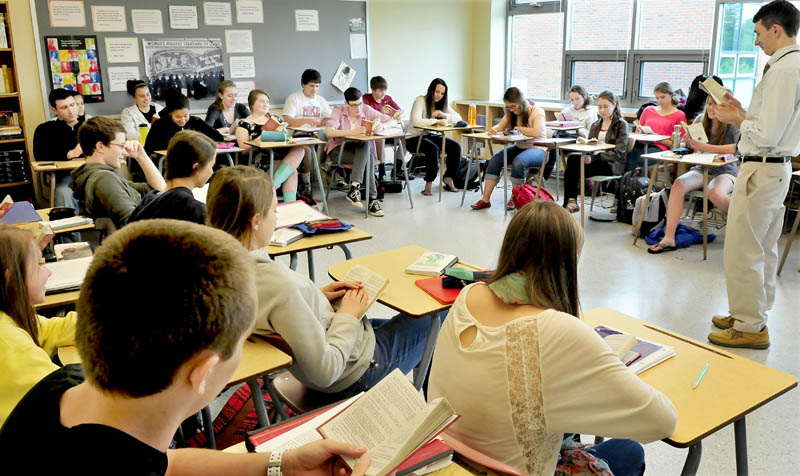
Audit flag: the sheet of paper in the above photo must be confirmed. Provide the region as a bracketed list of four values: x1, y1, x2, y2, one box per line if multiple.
[45, 256, 93, 292]
[295, 9, 319, 31]
[169, 5, 199, 30]
[229, 56, 255, 79]
[131, 9, 163, 34]
[236, 0, 264, 23]
[104, 37, 140, 63]
[91, 5, 126, 32]
[275, 201, 328, 229]
[235, 80, 256, 105]
[350, 33, 367, 59]
[108, 66, 140, 92]
[680, 153, 717, 165]
[331, 61, 356, 92]
[204, 2, 232, 25]
[49, 0, 86, 28]
[225, 29, 253, 53]
[192, 183, 209, 204]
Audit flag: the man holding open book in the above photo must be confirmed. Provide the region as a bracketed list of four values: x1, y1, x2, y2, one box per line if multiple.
[710, 0, 800, 349]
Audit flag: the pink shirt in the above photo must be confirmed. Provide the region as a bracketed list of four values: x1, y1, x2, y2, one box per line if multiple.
[324, 104, 394, 154]
[639, 106, 686, 151]
[363, 93, 401, 114]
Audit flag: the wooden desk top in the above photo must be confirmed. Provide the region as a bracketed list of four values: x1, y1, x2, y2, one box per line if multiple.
[629, 133, 671, 142]
[36, 290, 80, 310]
[268, 227, 372, 257]
[328, 245, 480, 317]
[154, 147, 244, 156]
[557, 143, 615, 153]
[641, 152, 735, 168]
[461, 132, 532, 143]
[417, 124, 482, 133]
[340, 133, 406, 142]
[58, 335, 292, 387]
[582, 307, 797, 448]
[37, 209, 95, 234]
[245, 138, 326, 149]
[547, 125, 581, 131]
[31, 159, 85, 172]
[533, 137, 578, 147]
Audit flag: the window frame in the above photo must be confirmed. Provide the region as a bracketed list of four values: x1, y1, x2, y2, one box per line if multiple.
[562, 51, 630, 100]
[632, 51, 711, 101]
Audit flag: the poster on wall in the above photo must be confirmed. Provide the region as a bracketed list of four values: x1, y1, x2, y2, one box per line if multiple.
[45, 35, 104, 102]
[142, 38, 224, 101]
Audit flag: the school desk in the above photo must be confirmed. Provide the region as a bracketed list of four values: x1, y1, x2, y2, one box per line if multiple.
[629, 133, 671, 171]
[556, 142, 616, 227]
[268, 227, 372, 282]
[328, 245, 480, 390]
[153, 146, 243, 173]
[37, 208, 95, 234]
[778, 169, 800, 276]
[415, 124, 482, 202]
[35, 289, 79, 311]
[582, 307, 797, 476]
[244, 138, 329, 215]
[635, 152, 734, 259]
[30, 159, 86, 207]
[532, 137, 578, 202]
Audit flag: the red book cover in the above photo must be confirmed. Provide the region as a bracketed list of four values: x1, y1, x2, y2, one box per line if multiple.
[395, 439, 453, 476]
[415, 276, 461, 305]
[261, 116, 282, 132]
[363, 119, 374, 136]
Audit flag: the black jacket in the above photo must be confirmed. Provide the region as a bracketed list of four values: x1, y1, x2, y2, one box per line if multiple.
[204, 103, 250, 130]
[588, 117, 629, 176]
[144, 116, 223, 155]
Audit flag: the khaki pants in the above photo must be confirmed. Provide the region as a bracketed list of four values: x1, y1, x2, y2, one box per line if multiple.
[724, 161, 792, 333]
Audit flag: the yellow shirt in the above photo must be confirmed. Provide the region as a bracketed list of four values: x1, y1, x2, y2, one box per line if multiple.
[0, 310, 77, 426]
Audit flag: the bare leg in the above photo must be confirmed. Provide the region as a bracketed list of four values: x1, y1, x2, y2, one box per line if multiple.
[279, 148, 304, 193]
[708, 175, 735, 214]
[480, 179, 499, 203]
[650, 171, 702, 251]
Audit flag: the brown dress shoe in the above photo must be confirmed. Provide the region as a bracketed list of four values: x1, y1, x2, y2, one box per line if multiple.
[708, 327, 770, 349]
[711, 315, 736, 329]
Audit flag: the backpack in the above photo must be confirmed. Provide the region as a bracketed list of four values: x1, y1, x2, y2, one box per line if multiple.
[616, 170, 650, 224]
[633, 189, 668, 238]
[452, 156, 482, 190]
[512, 184, 555, 210]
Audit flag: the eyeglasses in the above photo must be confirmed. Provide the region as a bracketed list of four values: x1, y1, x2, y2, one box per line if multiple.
[348, 102, 363, 108]
[108, 142, 126, 148]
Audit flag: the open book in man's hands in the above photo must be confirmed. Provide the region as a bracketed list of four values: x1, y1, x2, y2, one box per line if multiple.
[331, 265, 390, 318]
[699, 77, 731, 105]
[317, 369, 458, 476]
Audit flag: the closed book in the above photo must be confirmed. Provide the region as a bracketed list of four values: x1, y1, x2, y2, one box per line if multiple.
[0, 200, 40, 225]
[415, 276, 461, 305]
[363, 119, 375, 136]
[405, 251, 458, 277]
[1, 65, 12, 93]
[270, 228, 304, 247]
[0, 194, 12, 219]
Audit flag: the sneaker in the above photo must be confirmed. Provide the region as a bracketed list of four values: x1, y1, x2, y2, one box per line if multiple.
[345, 186, 364, 209]
[368, 200, 384, 217]
[711, 315, 736, 329]
[506, 199, 516, 211]
[471, 200, 491, 210]
[708, 327, 770, 349]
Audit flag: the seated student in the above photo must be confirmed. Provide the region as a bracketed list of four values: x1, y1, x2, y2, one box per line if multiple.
[207, 166, 435, 400]
[324, 87, 395, 217]
[407, 78, 463, 196]
[235, 89, 305, 203]
[120, 79, 163, 141]
[471, 87, 546, 211]
[648, 91, 739, 254]
[429, 201, 677, 476]
[0, 219, 371, 475]
[204, 80, 250, 135]
[145, 90, 224, 156]
[562, 90, 629, 213]
[363, 75, 404, 170]
[627, 81, 687, 171]
[70, 117, 166, 229]
[282, 69, 333, 192]
[561, 85, 598, 138]
[0, 225, 76, 426]
[129, 131, 214, 225]
[68, 90, 91, 121]
[32, 88, 84, 209]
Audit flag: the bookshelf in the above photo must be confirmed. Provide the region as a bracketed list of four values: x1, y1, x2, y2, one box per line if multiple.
[0, 2, 32, 198]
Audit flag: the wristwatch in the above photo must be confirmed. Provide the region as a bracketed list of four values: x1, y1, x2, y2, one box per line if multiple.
[267, 450, 283, 476]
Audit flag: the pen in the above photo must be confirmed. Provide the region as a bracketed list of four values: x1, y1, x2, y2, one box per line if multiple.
[693, 363, 709, 389]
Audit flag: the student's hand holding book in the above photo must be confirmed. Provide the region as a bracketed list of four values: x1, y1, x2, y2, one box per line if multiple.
[322, 281, 364, 302]
[432, 110, 447, 119]
[338, 287, 368, 318]
[282, 440, 371, 476]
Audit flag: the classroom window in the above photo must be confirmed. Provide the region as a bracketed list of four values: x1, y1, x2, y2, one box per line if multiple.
[636, 0, 716, 50]
[568, 0, 634, 50]
[638, 61, 705, 97]
[571, 61, 626, 96]
[509, 12, 565, 99]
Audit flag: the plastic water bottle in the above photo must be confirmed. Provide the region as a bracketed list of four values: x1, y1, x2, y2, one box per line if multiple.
[468, 104, 477, 127]
[138, 124, 148, 145]
[671, 125, 681, 150]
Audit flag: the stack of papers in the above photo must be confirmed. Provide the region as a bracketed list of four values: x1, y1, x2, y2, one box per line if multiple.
[44, 216, 93, 231]
[45, 256, 93, 294]
[275, 201, 329, 229]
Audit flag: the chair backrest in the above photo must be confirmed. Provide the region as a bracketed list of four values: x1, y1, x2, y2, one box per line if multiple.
[259, 333, 294, 357]
[627, 137, 636, 154]
[440, 433, 526, 476]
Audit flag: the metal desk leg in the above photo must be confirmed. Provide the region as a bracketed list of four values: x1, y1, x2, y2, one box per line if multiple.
[702, 168, 709, 260]
[364, 147, 371, 218]
[269, 150, 275, 179]
[336, 243, 353, 260]
[580, 155, 585, 227]
[412, 314, 442, 390]
[643, 143, 650, 173]
[306, 249, 315, 282]
[201, 406, 216, 449]
[398, 140, 414, 209]
[438, 134, 447, 202]
[734, 417, 748, 476]
[310, 146, 328, 214]
[248, 148, 255, 166]
[503, 145, 509, 217]
[289, 252, 298, 270]
[461, 140, 478, 207]
[247, 379, 271, 429]
[263, 377, 290, 422]
[224, 152, 234, 167]
[633, 162, 659, 245]
[49, 171, 56, 207]
[555, 148, 562, 201]
[777, 194, 800, 275]
[680, 442, 702, 476]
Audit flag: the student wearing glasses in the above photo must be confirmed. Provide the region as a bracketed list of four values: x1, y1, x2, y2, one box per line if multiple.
[70, 117, 166, 229]
[324, 87, 395, 217]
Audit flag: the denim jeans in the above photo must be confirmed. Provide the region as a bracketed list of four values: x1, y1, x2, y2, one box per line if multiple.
[484, 146, 545, 185]
[587, 438, 645, 476]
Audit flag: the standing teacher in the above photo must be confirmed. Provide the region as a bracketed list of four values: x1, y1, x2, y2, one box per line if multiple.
[710, 0, 800, 349]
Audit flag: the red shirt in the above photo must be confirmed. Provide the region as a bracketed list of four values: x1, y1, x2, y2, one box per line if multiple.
[639, 106, 686, 151]
[363, 93, 401, 114]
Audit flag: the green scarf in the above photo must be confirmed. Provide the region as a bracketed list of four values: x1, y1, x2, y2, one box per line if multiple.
[488, 273, 530, 304]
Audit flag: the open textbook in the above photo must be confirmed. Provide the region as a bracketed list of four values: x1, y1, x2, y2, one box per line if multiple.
[699, 77, 730, 105]
[682, 121, 709, 144]
[275, 201, 329, 229]
[45, 256, 93, 294]
[331, 264, 390, 318]
[594, 326, 675, 375]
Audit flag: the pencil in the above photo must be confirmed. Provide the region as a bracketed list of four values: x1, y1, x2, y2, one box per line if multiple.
[693, 363, 709, 389]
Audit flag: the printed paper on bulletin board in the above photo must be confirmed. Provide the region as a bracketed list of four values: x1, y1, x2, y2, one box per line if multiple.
[45, 35, 104, 102]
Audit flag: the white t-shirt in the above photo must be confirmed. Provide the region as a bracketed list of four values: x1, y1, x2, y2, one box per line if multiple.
[282, 90, 332, 119]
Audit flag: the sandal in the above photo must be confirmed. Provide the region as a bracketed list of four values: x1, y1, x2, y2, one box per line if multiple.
[647, 241, 677, 254]
[421, 189, 432, 196]
[443, 183, 459, 193]
[564, 199, 580, 213]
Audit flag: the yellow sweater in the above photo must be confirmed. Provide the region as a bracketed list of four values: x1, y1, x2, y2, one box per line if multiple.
[0, 310, 77, 426]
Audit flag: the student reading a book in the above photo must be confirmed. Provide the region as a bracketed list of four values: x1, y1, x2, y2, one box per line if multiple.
[207, 166, 436, 401]
[648, 90, 740, 254]
[71, 117, 166, 229]
[144, 90, 224, 157]
[0, 224, 76, 426]
[471, 87, 546, 211]
[407, 78, 464, 196]
[562, 90, 629, 213]
[324, 87, 395, 217]
[205, 80, 250, 135]
[129, 131, 214, 225]
[0, 219, 371, 475]
[32, 88, 84, 210]
[429, 201, 677, 476]
[363, 76, 404, 173]
[626, 82, 687, 171]
[561, 85, 598, 138]
[235, 89, 305, 203]
[120, 79, 163, 142]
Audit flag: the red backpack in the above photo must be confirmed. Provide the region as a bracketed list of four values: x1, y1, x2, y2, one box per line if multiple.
[512, 184, 555, 210]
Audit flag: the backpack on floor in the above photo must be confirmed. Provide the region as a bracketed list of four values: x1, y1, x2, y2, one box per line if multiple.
[633, 189, 668, 238]
[616, 170, 650, 224]
[512, 184, 555, 210]
[452, 156, 482, 191]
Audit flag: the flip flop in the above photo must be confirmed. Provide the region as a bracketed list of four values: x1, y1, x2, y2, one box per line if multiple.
[421, 190, 432, 196]
[648, 242, 677, 254]
[443, 183, 459, 193]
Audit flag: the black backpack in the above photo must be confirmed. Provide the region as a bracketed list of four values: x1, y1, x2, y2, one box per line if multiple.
[452, 156, 483, 190]
[616, 169, 650, 224]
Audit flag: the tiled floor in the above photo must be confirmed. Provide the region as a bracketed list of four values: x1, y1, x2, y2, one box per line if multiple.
[294, 170, 799, 476]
